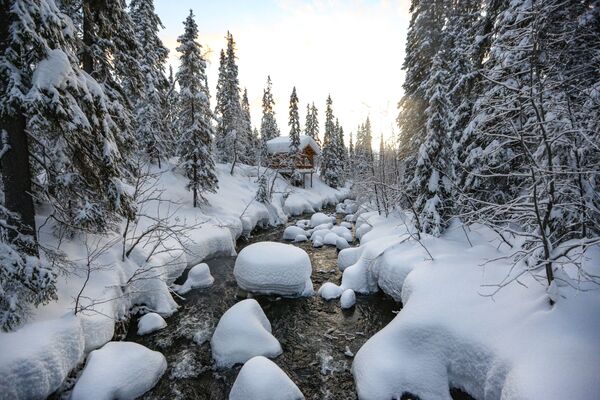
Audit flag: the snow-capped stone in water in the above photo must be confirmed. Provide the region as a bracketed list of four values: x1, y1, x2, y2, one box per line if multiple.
[340, 289, 356, 309]
[312, 238, 324, 248]
[331, 226, 353, 242]
[340, 221, 353, 229]
[71, 342, 166, 400]
[336, 237, 350, 250]
[283, 226, 307, 241]
[318, 282, 343, 300]
[324, 232, 340, 246]
[211, 299, 282, 368]
[294, 234, 308, 243]
[295, 219, 311, 229]
[229, 356, 305, 400]
[177, 263, 214, 295]
[137, 313, 167, 335]
[234, 242, 313, 296]
[310, 212, 335, 227]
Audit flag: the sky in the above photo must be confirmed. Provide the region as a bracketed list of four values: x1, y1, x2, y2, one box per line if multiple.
[155, 0, 411, 144]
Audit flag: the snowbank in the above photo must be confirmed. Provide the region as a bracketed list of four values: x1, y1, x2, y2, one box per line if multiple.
[234, 242, 313, 297]
[343, 212, 600, 400]
[137, 313, 167, 335]
[176, 263, 214, 295]
[71, 341, 166, 400]
[229, 356, 305, 400]
[211, 299, 282, 368]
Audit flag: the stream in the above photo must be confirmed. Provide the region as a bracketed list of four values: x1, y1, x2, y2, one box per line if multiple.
[126, 209, 400, 399]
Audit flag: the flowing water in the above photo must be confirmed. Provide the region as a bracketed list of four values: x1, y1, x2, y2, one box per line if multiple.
[126, 210, 400, 399]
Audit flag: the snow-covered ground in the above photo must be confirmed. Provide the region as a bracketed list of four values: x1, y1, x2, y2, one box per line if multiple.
[327, 209, 600, 400]
[0, 162, 348, 400]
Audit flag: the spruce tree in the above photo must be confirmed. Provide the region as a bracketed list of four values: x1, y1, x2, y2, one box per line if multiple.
[321, 96, 341, 188]
[129, 0, 170, 167]
[260, 76, 279, 142]
[289, 87, 301, 154]
[241, 88, 255, 164]
[176, 10, 218, 207]
[305, 102, 320, 145]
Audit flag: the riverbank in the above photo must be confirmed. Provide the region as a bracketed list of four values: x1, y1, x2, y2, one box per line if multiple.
[0, 162, 349, 400]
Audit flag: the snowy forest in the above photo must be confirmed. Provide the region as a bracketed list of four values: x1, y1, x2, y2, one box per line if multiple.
[0, 0, 599, 399]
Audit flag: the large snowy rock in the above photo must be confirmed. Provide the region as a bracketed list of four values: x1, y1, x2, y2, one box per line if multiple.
[71, 342, 166, 400]
[211, 299, 282, 368]
[229, 356, 304, 400]
[177, 263, 214, 295]
[234, 242, 313, 296]
[137, 313, 167, 335]
[283, 226, 307, 241]
[310, 212, 335, 227]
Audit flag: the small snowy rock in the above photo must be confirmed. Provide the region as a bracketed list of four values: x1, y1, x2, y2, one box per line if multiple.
[211, 299, 282, 368]
[312, 239, 324, 248]
[177, 263, 214, 295]
[318, 282, 343, 300]
[229, 356, 304, 400]
[283, 226, 307, 241]
[336, 237, 350, 250]
[294, 234, 308, 243]
[310, 212, 335, 227]
[295, 219, 311, 229]
[313, 222, 334, 231]
[340, 221, 353, 229]
[234, 242, 313, 296]
[323, 232, 340, 246]
[340, 289, 356, 309]
[137, 313, 167, 335]
[331, 226, 353, 242]
[71, 342, 166, 400]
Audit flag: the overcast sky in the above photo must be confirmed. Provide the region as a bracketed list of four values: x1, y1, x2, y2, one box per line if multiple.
[155, 0, 410, 144]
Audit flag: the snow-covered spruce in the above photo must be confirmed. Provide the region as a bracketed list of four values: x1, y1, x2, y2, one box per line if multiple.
[137, 313, 167, 335]
[210, 299, 282, 368]
[176, 263, 214, 295]
[71, 342, 166, 400]
[229, 356, 304, 400]
[234, 242, 313, 297]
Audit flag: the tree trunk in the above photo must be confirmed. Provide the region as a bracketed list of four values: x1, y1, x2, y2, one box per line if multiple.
[82, 0, 94, 74]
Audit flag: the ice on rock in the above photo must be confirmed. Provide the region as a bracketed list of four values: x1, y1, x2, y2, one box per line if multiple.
[234, 242, 313, 296]
[318, 282, 343, 300]
[229, 356, 304, 400]
[71, 342, 166, 400]
[336, 237, 350, 250]
[323, 232, 340, 246]
[310, 212, 335, 227]
[331, 226, 353, 242]
[211, 299, 282, 368]
[137, 313, 167, 335]
[294, 234, 308, 243]
[340, 289, 356, 309]
[283, 226, 307, 241]
[177, 263, 214, 295]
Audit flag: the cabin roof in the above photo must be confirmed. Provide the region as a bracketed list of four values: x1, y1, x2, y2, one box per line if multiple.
[266, 135, 321, 155]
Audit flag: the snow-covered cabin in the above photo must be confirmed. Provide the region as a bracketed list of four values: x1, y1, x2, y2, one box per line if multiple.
[266, 135, 321, 187]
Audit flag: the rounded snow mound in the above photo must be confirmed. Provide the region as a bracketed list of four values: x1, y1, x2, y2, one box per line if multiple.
[310, 212, 335, 228]
[283, 226, 307, 241]
[177, 263, 214, 295]
[211, 299, 282, 368]
[229, 356, 305, 400]
[294, 234, 308, 243]
[318, 282, 343, 300]
[340, 289, 356, 309]
[234, 242, 313, 297]
[137, 313, 167, 335]
[71, 342, 166, 400]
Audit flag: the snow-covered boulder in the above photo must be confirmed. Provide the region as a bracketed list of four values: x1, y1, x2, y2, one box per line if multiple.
[234, 242, 313, 297]
[71, 342, 166, 400]
[211, 299, 282, 368]
[313, 222, 334, 231]
[294, 234, 308, 243]
[340, 221, 353, 229]
[340, 289, 356, 309]
[229, 356, 304, 400]
[355, 223, 373, 240]
[137, 313, 167, 335]
[310, 228, 330, 242]
[283, 226, 307, 241]
[177, 263, 214, 295]
[310, 212, 335, 227]
[323, 232, 340, 246]
[312, 238, 324, 248]
[331, 226, 353, 242]
[318, 282, 343, 300]
[295, 219, 311, 229]
[338, 247, 364, 272]
[336, 237, 350, 250]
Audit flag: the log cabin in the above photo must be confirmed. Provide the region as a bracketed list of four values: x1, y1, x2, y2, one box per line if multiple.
[266, 135, 321, 187]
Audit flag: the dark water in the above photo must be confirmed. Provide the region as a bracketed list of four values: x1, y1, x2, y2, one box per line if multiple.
[126, 211, 401, 400]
